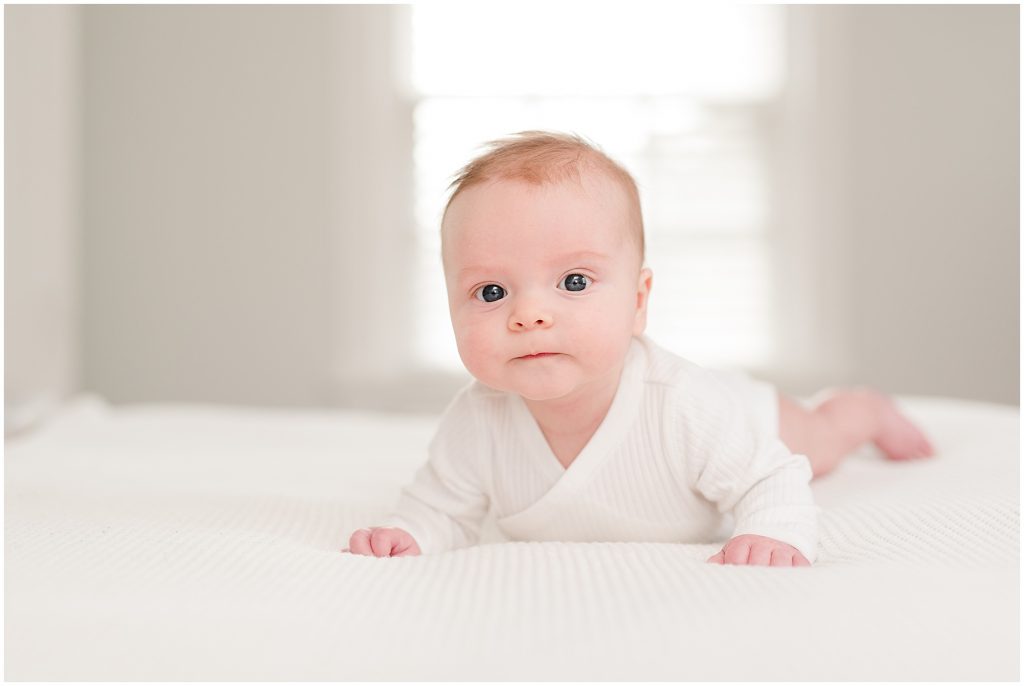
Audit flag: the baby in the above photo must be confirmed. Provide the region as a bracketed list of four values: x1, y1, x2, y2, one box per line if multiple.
[344, 131, 935, 566]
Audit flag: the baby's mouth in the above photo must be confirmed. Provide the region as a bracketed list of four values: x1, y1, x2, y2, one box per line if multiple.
[516, 352, 560, 360]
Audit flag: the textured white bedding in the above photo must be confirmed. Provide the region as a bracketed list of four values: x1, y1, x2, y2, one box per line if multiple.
[4, 394, 1020, 680]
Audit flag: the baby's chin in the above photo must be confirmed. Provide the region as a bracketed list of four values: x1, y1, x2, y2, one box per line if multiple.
[489, 365, 586, 402]
[510, 383, 579, 402]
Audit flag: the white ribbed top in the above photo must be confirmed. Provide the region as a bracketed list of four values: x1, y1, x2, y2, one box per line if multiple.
[382, 336, 819, 561]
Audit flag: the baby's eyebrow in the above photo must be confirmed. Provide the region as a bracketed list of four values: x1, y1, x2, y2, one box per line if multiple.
[551, 250, 610, 264]
[456, 250, 609, 281]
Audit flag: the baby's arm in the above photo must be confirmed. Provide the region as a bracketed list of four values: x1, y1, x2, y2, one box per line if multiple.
[677, 374, 819, 566]
[712, 438, 818, 566]
[342, 385, 490, 558]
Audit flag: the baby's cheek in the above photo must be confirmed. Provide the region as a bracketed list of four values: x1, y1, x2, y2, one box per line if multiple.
[574, 305, 633, 352]
[590, 336, 632, 371]
[454, 320, 503, 381]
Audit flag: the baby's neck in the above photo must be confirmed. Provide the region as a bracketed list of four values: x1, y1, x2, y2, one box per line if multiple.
[522, 361, 624, 457]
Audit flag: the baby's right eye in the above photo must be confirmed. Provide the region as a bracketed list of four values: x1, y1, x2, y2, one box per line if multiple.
[474, 284, 507, 303]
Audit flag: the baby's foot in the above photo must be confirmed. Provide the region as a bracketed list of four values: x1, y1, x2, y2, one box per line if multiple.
[872, 392, 936, 461]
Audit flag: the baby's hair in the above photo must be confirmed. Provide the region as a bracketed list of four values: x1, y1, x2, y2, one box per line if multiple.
[441, 131, 645, 263]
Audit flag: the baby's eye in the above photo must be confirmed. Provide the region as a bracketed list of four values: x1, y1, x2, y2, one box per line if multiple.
[474, 284, 507, 303]
[559, 273, 591, 292]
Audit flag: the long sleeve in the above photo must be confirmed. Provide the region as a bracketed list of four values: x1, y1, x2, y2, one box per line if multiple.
[674, 371, 820, 562]
[378, 384, 492, 555]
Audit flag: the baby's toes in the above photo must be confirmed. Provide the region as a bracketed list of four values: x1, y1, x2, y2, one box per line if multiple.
[906, 431, 934, 459]
[878, 427, 927, 460]
[887, 441, 918, 460]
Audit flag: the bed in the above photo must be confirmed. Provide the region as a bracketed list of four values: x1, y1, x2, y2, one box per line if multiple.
[5, 393, 1019, 680]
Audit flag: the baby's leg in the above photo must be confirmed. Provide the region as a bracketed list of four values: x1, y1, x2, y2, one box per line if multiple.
[777, 387, 936, 479]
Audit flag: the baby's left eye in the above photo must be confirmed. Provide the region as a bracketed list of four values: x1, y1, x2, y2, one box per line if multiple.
[559, 274, 591, 292]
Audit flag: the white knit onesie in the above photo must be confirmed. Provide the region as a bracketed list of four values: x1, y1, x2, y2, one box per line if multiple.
[381, 335, 819, 561]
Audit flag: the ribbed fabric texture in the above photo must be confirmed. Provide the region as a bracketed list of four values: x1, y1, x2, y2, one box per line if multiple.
[381, 336, 819, 562]
[4, 394, 1018, 680]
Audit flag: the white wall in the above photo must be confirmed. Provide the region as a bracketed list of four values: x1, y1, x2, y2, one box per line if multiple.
[839, 5, 1018, 404]
[773, 5, 1018, 404]
[5, 6, 82, 433]
[80, 5, 418, 408]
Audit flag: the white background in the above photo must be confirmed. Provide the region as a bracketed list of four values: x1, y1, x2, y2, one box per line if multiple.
[5, 4, 1019, 429]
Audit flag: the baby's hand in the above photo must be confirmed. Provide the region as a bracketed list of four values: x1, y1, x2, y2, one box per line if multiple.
[342, 527, 422, 558]
[706, 534, 811, 567]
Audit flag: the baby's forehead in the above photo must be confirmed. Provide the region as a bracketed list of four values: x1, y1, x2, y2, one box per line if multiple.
[441, 169, 642, 271]
[448, 172, 631, 228]
[449, 184, 624, 244]
[444, 225, 637, 286]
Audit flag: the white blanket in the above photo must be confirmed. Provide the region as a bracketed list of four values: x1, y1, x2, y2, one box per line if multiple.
[5, 394, 1019, 680]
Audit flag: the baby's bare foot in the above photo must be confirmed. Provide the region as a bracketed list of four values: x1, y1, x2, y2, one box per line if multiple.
[871, 392, 936, 461]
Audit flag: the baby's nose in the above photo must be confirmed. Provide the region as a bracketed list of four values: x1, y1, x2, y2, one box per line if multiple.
[508, 301, 553, 331]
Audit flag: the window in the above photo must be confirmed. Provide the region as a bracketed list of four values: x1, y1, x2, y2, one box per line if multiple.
[407, 4, 784, 372]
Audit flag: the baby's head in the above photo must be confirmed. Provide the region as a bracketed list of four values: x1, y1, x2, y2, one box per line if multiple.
[441, 131, 646, 271]
[441, 131, 654, 402]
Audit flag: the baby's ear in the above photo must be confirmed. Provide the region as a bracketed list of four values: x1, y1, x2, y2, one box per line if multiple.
[633, 268, 654, 335]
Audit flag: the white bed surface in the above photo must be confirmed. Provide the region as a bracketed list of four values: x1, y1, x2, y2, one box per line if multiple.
[5, 394, 1020, 680]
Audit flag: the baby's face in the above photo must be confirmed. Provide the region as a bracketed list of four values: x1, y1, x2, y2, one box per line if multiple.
[443, 173, 652, 403]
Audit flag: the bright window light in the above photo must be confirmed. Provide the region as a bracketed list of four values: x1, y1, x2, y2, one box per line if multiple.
[408, 4, 784, 372]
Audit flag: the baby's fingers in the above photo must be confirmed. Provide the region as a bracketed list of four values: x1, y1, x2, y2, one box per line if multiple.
[723, 541, 751, 565]
[369, 528, 402, 557]
[706, 551, 725, 564]
[747, 543, 774, 566]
